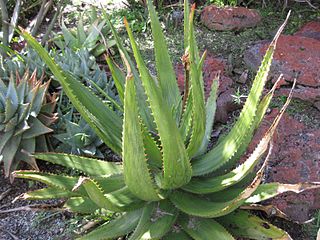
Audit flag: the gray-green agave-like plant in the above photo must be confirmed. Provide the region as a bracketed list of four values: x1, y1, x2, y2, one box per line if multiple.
[0, 70, 58, 180]
[54, 10, 116, 57]
[14, 1, 320, 239]
[55, 48, 119, 103]
[54, 110, 104, 158]
[0, 47, 49, 81]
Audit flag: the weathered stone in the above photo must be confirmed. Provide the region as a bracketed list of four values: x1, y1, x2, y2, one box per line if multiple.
[314, 101, 320, 111]
[244, 35, 320, 108]
[201, 5, 261, 31]
[175, 54, 240, 123]
[295, 21, 320, 41]
[246, 109, 320, 222]
[275, 86, 320, 106]
[244, 35, 320, 87]
[237, 69, 249, 84]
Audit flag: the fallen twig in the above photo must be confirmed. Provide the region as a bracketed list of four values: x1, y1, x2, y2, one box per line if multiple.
[0, 203, 64, 214]
[0, 188, 12, 202]
[0, 226, 19, 240]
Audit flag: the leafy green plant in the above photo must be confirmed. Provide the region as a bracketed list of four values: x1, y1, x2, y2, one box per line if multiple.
[303, 210, 320, 239]
[54, 11, 115, 57]
[0, 70, 58, 181]
[15, 1, 320, 239]
[209, 0, 238, 7]
[231, 87, 247, 105]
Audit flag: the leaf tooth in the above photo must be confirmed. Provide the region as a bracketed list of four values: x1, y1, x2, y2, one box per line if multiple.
[141, 144, 162, 196]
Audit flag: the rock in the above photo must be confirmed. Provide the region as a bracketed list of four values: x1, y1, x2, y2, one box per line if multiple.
[275, 86, 320, 106]
[295, 21, 320, 41]
[244, 35, 320, 87]
[175, 54, 240, 123]
[237, 69, 249, 84]
[314, 101, 320, 111]
[201, 5, 261, 31]
[246, 109, 320, 222]
[244, 35, 320, 107]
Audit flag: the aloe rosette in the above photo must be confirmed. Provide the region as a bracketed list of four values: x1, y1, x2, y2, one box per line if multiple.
[0, 70, 58, 180]
[14, 1, 320, 239]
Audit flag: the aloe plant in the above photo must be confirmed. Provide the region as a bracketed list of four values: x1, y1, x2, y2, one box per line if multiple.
[0, 70, 58, 181]
[14, 1, 320, 239]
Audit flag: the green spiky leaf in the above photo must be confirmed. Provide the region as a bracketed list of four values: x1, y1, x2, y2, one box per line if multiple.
[78, 210, 142, 240]
[125, 18, 192, 190]
[33, 153, 122, 176]
[191, 18, 288, 176]
[179, 215, 235, 239]
[21, 30, 123, 155]
[147, 0, 181, 118]
[122, 74, 161, 201]
[218, 210, 292, 240]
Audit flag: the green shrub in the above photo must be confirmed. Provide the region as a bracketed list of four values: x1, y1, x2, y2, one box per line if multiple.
[15, 1, 320, 239]
[209, 0, 238, 6]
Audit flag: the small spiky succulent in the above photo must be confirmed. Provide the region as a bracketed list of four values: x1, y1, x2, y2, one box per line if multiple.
[0, 47, 49, 81]
[54, 111, 103, 158]
[0, 70, 58, 180]
[55, 48, 118, 101]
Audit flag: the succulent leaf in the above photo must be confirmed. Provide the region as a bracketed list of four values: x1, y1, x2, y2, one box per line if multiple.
[105, 55, 125, 102]
[33, 152, 122, 176]
[163, 230, 192, 240]
[128, 202, 156, 240]
[103, 10, 155, 131]
[2, 134, 21, 178]
[129, 200, 178, 240]
[147, 0, 181, 118]
[191, 15, 290, 176]
[185, 6, 206, 158]
[21, 30, 123, 155]
[13, 171, 88, 196]
[246, 182, 320, 204]
[218, 210, 292, 240]
[4, 77, 18, 122]
[196, 78, 218, 157]
[22, 117, 53, 139]
[77, 177, 123, 212]
[64, 197, 100, 214]
[179, 215, 235, 240]
[125, 18, 192, 190]
[123, 73, 161, 201]
[22, 187, 80, 200]
[77, 210, 142, 240]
